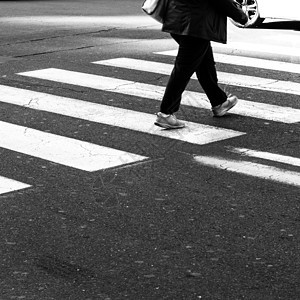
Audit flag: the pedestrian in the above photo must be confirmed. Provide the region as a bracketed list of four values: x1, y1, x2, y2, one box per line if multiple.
[154, 0, 248, 129]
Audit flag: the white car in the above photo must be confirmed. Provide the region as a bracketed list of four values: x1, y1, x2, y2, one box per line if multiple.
[231, 0, 300, 27]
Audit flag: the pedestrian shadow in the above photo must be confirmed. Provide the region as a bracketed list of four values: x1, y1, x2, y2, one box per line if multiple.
[258, 20, 300, 31]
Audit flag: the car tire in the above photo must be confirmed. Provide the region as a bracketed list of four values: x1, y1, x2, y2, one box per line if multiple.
[230, 0, 265, 28]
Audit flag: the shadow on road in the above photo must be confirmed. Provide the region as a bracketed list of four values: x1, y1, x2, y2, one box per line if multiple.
[258, 20, 300, 31]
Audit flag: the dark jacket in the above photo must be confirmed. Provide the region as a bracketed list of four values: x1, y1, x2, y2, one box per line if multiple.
[162, 0, 248, 44]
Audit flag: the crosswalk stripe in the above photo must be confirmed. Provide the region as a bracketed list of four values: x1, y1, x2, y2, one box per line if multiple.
[211, 41, 300, 63]
[155, 50, 300, 74]
[0, 176, 31, 195]
[194, 156, 300, 187]
[0, 84, 245, 145]
[229, 147, 300, 167]
[92, 59, 300, 124]
[25, 64, 300, 124]
[0, 120, 148, 172]
[93, 57, 300, 96]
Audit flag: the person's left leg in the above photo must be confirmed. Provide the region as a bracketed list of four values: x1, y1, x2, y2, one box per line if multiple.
[159, 34, 211, 115]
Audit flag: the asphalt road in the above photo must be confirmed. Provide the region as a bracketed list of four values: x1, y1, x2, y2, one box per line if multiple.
[0, 1, 299, 299]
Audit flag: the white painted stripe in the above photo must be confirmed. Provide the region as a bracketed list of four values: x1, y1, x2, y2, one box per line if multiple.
[155, 50, 300, 74]
[93, 57, 300, 96]
[91, 61, 299, 123]
[212, 42, 300, 62]
[0, 121, 148, 172]
[0, 176, 31, 195]
[230, 147, 300, 167]
[0, 84, 245, 145]
[194, 156, 300, 187]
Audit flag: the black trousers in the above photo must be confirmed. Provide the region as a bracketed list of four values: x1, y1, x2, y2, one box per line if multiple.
[160, 34, 227, 114]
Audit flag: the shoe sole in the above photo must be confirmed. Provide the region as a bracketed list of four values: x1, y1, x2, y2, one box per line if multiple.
[154, 121, 185, 129]
[213, 99, 238, 117]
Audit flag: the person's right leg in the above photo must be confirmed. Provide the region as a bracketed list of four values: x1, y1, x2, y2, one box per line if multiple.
[195, 44, 238, 116]
[195, 43, 227, 107]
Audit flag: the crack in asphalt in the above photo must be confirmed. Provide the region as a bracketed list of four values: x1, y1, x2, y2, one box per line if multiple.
[25, 97, 39, 108]
[1, 27, 152, 58]
[0, 27, 120, 57]
[103, 81, 137, 93]
[14, 45, 95, 58]
[0, 28, 117, 47]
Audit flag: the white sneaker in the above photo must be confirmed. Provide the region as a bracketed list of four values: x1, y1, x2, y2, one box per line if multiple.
[154, 112, 185, 129]
[212, 95, 238, 117]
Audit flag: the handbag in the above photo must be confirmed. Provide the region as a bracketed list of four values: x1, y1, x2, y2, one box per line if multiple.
[142, 0, 168, 24]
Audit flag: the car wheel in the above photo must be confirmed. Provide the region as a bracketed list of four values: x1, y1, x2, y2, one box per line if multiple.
[231, 0, 265, 28]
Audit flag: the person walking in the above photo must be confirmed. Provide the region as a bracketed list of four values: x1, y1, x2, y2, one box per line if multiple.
[154, 0, 248, 129]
